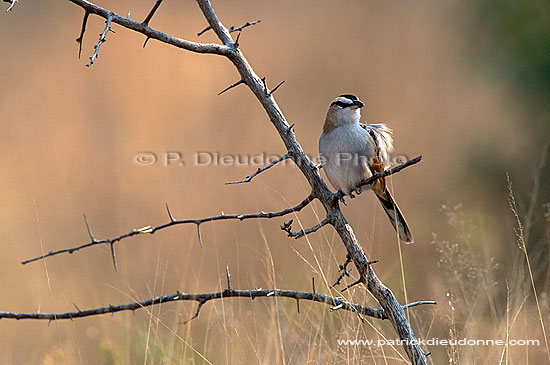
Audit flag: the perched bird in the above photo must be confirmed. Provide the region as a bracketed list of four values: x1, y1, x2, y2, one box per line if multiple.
[319, 94, 413, 243]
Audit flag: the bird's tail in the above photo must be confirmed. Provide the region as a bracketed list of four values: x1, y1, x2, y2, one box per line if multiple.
[375, 189, 414, 244]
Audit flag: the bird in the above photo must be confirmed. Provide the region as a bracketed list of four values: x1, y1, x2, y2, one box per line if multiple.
[318, 94, 413, 243]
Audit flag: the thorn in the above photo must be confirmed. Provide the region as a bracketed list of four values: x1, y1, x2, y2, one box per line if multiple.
[425, 352, 431, 357]
[226, 263, 231, 290]
[73, 303, 82, 312]
[143, 37, 151, 48]
[76, 11, 90, 59]
[312, 277, 316, 294]
[268, 80, 285, 96]
[166, 203, 175, 222]
[218, 79, 245, 95]
[197, 25, 212, 37]
[367, 259, 379, 265]
[196, 224, 203, 248]
[83, 215, 96, 242]
[182, 300, 206, 324]
[110, 243, 118, 272]
[234, 32, 241, 48]
[286, 124, 295, 134]
[330, 303, 344, 312]
[261, 77, 268, 95]
[296, 299, 300, 313]
[341, 278, 363, 292]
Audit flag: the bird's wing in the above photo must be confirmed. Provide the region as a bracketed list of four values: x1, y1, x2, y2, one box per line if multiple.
[360, 123, 394, 169]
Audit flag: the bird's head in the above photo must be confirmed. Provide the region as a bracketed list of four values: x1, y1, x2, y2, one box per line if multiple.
[324, 94, 364, 132]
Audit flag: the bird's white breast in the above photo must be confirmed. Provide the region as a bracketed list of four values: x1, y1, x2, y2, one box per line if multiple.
[319, 124, 375, 194]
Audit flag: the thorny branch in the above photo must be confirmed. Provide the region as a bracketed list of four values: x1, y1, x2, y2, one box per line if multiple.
[226, 153, 291, 185]
[22, 194, 315, 265]
[9, 1, 431, 363]
[0, 285, 435, 322]
[86, 12, 113, 67]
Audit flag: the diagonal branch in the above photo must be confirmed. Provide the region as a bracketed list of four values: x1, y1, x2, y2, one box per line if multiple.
[21, 194, 315, 265]
[225, 153, 291, 185]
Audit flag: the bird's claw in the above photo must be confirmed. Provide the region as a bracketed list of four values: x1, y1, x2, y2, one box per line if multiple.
[336, 191, 347, 206]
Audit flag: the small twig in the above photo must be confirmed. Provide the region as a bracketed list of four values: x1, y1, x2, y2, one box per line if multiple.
[225, 153, 290, 185]
[197, 19, 261, 37]
[142, 0, 163, 25]
[281, 217, 331, 239]
[22, 194, 315, 265]
[332, 254, 352, 287]
[75, 11, 90, 58]
[87, 12, 114, 67]
[217, 79, 245, 96]
[268, 80, 285, 97]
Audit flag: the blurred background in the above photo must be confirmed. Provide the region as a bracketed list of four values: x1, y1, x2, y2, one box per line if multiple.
[0, 0, 548, 363]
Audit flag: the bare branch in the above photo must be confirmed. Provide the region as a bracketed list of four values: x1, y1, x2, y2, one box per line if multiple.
[197, 19, 261, 37]
[66, 0, 229, 56]
[357, 155, 422, 191]
[281, 217, 331, 239]
[142, 0, 163, 25]
[86, 12, 113, 67]
[225, 153, 290, 185]
[21, 194, 315, 265]
[332, 254, 352, 287]
[0, 287, 388, 321]
[75, 11, 90, 58]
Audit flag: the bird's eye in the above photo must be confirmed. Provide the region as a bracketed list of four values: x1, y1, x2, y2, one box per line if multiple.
[332, 101, 350, 108]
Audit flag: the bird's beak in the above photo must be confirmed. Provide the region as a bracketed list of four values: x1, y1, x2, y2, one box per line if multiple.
[354, 100, 365, 108]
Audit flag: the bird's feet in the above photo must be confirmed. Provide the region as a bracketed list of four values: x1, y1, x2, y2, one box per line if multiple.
[336, 191, 347, 205]
[354, 187, 363, 195]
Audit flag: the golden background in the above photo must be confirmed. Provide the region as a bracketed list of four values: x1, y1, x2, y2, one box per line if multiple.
[0, 0, 548, 363]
